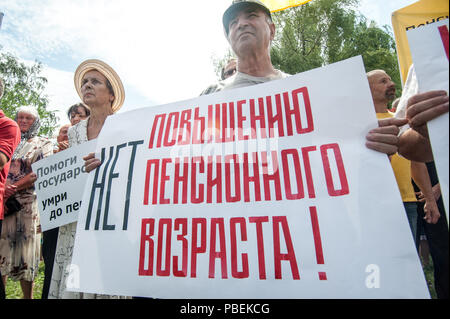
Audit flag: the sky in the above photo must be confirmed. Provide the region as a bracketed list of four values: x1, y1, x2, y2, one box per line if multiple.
[0, 0, 420, 132]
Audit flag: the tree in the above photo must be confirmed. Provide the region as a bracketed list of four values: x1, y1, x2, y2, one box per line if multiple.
[270, 0, 360, 74]
[0, 50, 57, 137]
[270, 0, 402, 100]
[212, 0, 359, 78]
[338, 18, 402, 97]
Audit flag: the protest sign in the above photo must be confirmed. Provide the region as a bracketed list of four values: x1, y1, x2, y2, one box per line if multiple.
[407, 19, 449, 220]
[68, 56, 429, 298]
[32, 139, 96, 231]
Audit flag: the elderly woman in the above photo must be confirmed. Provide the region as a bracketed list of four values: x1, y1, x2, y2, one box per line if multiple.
[0, 106, 53, 299]
[49, 59, 127, 299]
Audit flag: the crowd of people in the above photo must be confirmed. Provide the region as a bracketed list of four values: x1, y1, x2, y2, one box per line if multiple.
[0, 0, 448, 299]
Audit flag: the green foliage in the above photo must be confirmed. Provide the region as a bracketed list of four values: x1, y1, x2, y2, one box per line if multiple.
[5, 261, 44, 299]
[270, 0, 359, 73]
[269, 0, 402, 98]
[340, 19, 402, 100]
[0, 51, 57, 137]
[421, 257, 437, 299]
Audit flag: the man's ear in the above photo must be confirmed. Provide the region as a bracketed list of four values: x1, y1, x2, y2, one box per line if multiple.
[270, 23, 276, 41]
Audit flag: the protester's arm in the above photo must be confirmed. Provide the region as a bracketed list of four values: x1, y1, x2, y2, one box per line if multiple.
[411, 161, 440, 224]
[11, 172, 37, 191]
[6, 139, 53, 197]
[432, 183, 441, 201]
[398, 90, 449, 162]
[417, 182, 442, 202]
[365, 117, 408, 155]
[1, 149, 15, 197]
[398, 128, 433, 162]
[4, 172, 37, 199]
[3, 184, 17, 199]
[0, 123, 19, 170]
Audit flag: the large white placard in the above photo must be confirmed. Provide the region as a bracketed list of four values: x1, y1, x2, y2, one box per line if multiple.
[68, 56, 429, 298]
[407, 19, 449, 220]
[32, 140, 97, 231]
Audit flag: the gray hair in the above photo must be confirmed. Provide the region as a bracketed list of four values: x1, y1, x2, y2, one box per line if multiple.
[15, 105, 40, 119]
[12, 106, 41, 160]
[15, 106, 41, 138]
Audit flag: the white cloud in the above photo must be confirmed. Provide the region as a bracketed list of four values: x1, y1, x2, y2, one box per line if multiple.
[0, 0, 231, 124]
[41, 66, 78, 126]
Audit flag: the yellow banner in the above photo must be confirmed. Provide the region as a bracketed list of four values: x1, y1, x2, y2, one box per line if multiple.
[261, 0, 312, 12]
[392, 0, 449, 84]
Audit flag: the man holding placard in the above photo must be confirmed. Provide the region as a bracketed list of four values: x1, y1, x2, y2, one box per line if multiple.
[200, 0, 410, 157]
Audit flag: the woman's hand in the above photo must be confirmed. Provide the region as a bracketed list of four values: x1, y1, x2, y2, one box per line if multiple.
[20, 172, 37, 188]
[26, 172, 37, 184]
[4, 184, 17, 199]
[83, 152, 102, 173]
[9, 173, 38, 193]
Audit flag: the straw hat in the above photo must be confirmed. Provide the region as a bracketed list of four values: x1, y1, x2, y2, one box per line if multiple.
[74, 59, 125, 113]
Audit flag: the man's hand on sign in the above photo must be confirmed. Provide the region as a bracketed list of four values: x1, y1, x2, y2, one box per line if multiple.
[406, 90, 449, 137]
[83, 152, 101, 173]
[365, 117, 408, 155]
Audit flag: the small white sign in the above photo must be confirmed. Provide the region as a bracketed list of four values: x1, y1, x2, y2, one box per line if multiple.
[32, 139, 97, 231]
